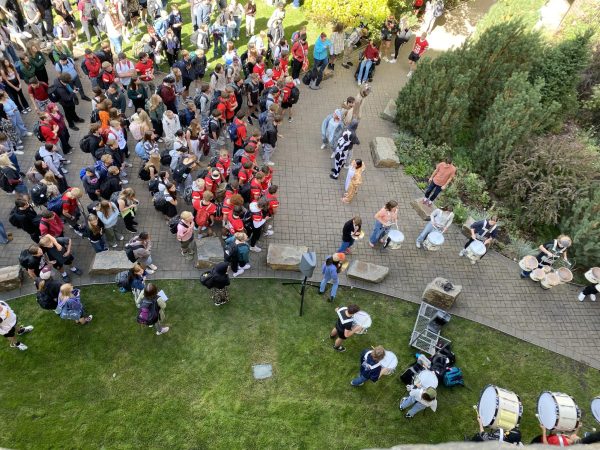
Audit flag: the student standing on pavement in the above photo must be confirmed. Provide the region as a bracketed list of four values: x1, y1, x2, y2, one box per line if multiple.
[309, 33, 332, 90]
[290, 31, 308, 83]
[416, 205, 454, 249]
[338, 217, 362, 254]
[369, 200, 399, 248]
[37, 235, 84, 282]
[391, 17, 412, 63]
[260, 114, 281, 167]
[0, 301, 34, 351]
[342, 159, 365, 203]
[407, 32, 429, 77]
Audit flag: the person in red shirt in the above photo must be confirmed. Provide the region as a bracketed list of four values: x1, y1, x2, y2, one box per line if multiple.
[194, 191, 218, 235]
[39, 210, 65, 238]
[240, 145, 257, 168]
[61, 187, 85, 236]
[27, 78, 50, 112]
[259, 165, 273, 190]
[215, 88, 238, 123]
[226, 205, 246, 236]
[281, 76, 297, 122]
[264, 184, 278, 236]
[290, 32, 308, 81]
[83, 49, 102, 87]
[237, 161, 254, 186]
[539, 424, 580, 446]
[250, 172, 264, 201]
[99, 62, 116, 90]
[216, 148, 231, 181]
[38, 113, 60, 145]
[408, 32, 429, 76]
[278, 51, 289, 74]
[272, 61, 284, 82]
[222, 190, 242, 224]
[252, 55, 266, 79]
[232, 111, 247, 151]
[357, 39, 380, 85]
[204, 169, 221, 194]
[135, 52, 155, 93]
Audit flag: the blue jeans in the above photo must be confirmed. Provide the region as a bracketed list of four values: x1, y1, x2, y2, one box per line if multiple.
[109, 36, 123, 55]
[293, 0, 300, 6]
[338, 240, 354, 253]
[400, 396, 427, 417]
[313, 57, 328, 86]
[8, 153, 20, 174]
[424, 182, 442, 201]
[90, 238, 108, 253]
[9, 111, 28, 137]
[213, 38, 225, 58]
[351, 373, 368, 386]
[369, 221, 389, 245]
[262, 143, 274, 163]
[320, 272, 338, 298]
[233, 16, 241, 38]
[416, 222, 436, 245]
[358, 59, 373, 83]
[0, 221, 8, 244]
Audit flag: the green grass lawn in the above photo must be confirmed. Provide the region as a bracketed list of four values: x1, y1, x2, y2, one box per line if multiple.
[2, 280, 599, 449]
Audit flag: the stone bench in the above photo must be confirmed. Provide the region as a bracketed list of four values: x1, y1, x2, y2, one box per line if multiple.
[196, 236, 224, 269]
[422, 277, 462, 310]
[370, 137, 400, 168]
[410, 198, 435, 221]
[267, 244, 309, 271]
[381, 98, 397, 122]
[89, 251, 132, 275]
[347, 260, 389, 283]
[0, 265, 22, 292]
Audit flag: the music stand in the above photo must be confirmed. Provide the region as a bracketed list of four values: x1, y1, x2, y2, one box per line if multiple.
[282, 252, 319, 316]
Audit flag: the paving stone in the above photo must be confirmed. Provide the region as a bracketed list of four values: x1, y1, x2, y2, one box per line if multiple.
[370, 137, 400, 168]
[381, 98, 397, 121]
[347, 260, 389, 283]
[0, 265, 21, 292]
[195, 237, 224, 269]
[88, 251, 132, 275]
[422, 277, 462, 310]
[410, 198, 434, 221]
[267, 244, 309, 271]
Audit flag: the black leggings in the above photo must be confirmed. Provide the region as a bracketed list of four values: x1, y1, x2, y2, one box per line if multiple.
[291, 58, 303, 80]
[583, 284, 599, 295]
[394, 37, 409, 59]
[249, 224, 263, 247]
[4, 84, 30, 111]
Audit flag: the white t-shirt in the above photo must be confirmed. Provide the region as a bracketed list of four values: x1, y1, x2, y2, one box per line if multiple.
[0, 301, 17, 335]
[115, 60, 135, 86]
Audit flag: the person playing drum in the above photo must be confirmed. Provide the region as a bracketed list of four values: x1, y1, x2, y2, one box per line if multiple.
[520, 235, 572, 279]
[415, 205, 453, 249]
[469, 407, 522, 443]
[329, 304, 361, 352]
[459, 216, 499, 259]
[534, 424, 580, 446]
[350, 346, 391, 386]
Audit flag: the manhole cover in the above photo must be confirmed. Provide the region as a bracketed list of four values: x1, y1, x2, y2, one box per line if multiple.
[252, 364, 273, 380]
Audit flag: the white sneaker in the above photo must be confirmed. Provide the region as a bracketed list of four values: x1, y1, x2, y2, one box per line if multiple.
[389, 58, 397, 63]
[63, 160, 71, 165]
[250, 246, 262, 253]
[267, 225, 273, 230]
[264, 230, 274, 236]
[320, 143, 327, 150]
[25, 132, 33, 137]
[357, 80, 362, 86]
[18, 325, 34, 334]
[15, 150, 24, 155]
[121, 179, 129, 185]
[266, 161, 275, 166]
[111, 243, 118, 248]
[578, 293, 586, 302]
[232, 268, 244, 277]
[11, 342, 28, 350]
[407, 71, 413, 78]
[118, 235, 124, 241]
[241, 263, 251, 270]
[591, 294, 597, 302]
[156, 327, 169, 335]
[145, 268, 155, 274]
[127, 100, 133, 108]
[416, 241, 421, 249]
[148, 264, 158, 271]
[330, 152, 335, 159]
[459, 249, 466, 257]
[62, 169, 69, 174]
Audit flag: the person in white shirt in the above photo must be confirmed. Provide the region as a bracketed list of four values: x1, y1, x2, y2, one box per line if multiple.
[115, 53, 136, 107]
[162, 110, 181, 149]
[0, 301, 33, 351]
[399, 386, 437, 418]
[416, 205, 454, 248]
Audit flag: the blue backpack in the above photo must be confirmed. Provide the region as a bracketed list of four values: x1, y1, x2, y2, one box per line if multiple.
[46, 195, 64, 215]
[227, 121, 238, 141]
[443, 367, 464, 387]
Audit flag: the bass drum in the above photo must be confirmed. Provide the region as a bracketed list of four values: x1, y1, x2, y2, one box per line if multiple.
[537, 391, 581, 432]
[478, 385, 523, 431]
[352, 311, 372, 334]
[591, 396, 600, 424]
[380, 350, 398, 374]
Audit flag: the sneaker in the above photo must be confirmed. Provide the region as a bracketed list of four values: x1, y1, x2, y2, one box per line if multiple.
[249, 246, 262, 252]
[399, 397, 408, 409]
[156, 327, 170, 335]
[389, 58, 397, 63]
[121, 179, 129, 185]
[14, 150, 24, 155]
[145, 268, 155, 274]
[330, 152, 335, 159]
[357, 80, 362, 86]
[148, 264, 158, 271]
[405, 413, 413, 419]
[591, 294, 597, 302]
[22, 109, 29, 115]
[288, 117, 293, 123]
[25, 131, 33, 136]
[127, 100, 134, 108]
[333, 345, 346, 352]
[328, 296, 334, 303]
[62, 169, 69, 174]
[578, 293, 585, 302]
[73, 230, 83, 237]
[309, 84, 321, 90]
[351, 380, 365, 386]
[407, 71, 413, 78]
[459, 249, 466, 257]
[241, 263, 251, 270]
[267, 225, 273, 230]
[263, 230, 274, 236]
[383, 56, 389, 62]
[232, 268, 244, 277]
[416, 241, 421, 249]
[266, 161, 275, 166]
[247, 116, 253, 125]
[341, 63, 350, 69]
[71, 267, 83, 275]
[63, 160, 72, 165]
[17, 325, 34, 335]
[16, 145, 24, 150]
[10, 342, 28, 351]
[62, 273, 71, 282]
[111, 243, 118, 248]
[118, 235, 124, 241]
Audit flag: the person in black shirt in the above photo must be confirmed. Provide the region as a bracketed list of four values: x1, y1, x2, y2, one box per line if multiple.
[23, 245, 45, 280]
[329, 304, 361, 352]
[338, 216, 362, 254]
[37, 235, 83, 282]
[9, 198, 41, 242]
[209, 261, 230, 306]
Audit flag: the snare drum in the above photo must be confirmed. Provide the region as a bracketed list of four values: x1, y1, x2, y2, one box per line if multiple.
[584, 267, 600, 284]
[466, 240, 486, 264]
[538, 391, 581, 432]
[530, 268, 546, 282]
[591, 396, 600, 424]
[557, 267, 573, 284]
[519, 255, 538, 271]
[478, 385, 523, 431]
[352, 311, 372, 334]
[540, 272, 560, 289]
[414, 369, 438, 389]
[385, 229, 405, 250]
[424, 231, 445, 251]
[380, 350, 398, 374]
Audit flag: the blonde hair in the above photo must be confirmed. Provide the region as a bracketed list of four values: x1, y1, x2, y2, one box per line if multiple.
[67, 187, 82, 198]
[371, 346, 385, 361]
[120, 187, 136, 200]
[39, 235, 53, 247]
[0, 153, 15, 169]
[148, 94, 163, 111]
[136, 110, 153, 129]
[234, 232, 247, 242]
[60, 283, 74, 298]
[180, 211, 193, 221]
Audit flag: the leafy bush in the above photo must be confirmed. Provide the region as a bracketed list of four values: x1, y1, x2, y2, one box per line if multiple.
[560, 189, 600, 269]
[394, 131, 449, 173]
[305, 0, 392, 28]
[473, 0, 547, 34]
[456, 172, 490, 208]
[496, 127, 600, 228]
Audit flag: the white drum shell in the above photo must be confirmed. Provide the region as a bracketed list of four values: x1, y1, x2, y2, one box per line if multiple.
[414, 370, 438, 389]
[466, 241, 486, 261]
[519, 255, 538, 271]
[352, 311, 372, 334]
[386, 230, 405, 250]
[424, 231, 445, 251]
[537, 392, 581, 432]
[591, 397, 600, 424]
[584, 268, 600, 284]
[478, 385, 522, 430]
[380, 351, 398, 372]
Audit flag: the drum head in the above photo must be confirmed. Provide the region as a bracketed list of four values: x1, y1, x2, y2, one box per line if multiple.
[415, 370, 438, 389]
[538, 392, 558, 429]
[557, 267, 573, 283]
[479, 385, 498, 427]
[531, 268, 546, 281]
[470, 240, 486, 255]
[585, 268, 600, 284]
[353, 311, 372, 329]
[591, 397, 600, 423]
[428, 231, 444, 245]
[380, 351, 398, 371]
[388, 230, 404, 243]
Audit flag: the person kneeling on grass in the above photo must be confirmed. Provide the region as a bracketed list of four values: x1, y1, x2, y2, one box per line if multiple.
[399, 386, 437, 418]
[137, 283, 169, 335]
[56, 283, 93, 325]
[0, 301, 34, 351]
[351, 346, 390, 386]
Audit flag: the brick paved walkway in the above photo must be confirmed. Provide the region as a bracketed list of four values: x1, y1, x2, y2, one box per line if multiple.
[1, 2, 599, 369]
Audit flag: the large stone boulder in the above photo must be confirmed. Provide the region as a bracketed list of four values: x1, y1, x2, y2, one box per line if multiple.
[347, 260, 389, 283]
[410, 198, 434, 221]
[381, 98, 397, 121]
[196, 237, 224, 269]
[462, 216, 475, 238]
[89, 251, 131, 275]
[267, 244, 309, 271]
[422, 277, 462, 310]
[0, 265, 21, 292]
[370, 137, 400, 168]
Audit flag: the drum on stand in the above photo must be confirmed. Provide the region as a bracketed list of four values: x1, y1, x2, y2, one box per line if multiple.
[384, 227, 405, 250]
[424, 231, 445, 251]
[519, 255, 538, 271]
[352, 311, 372, 334]
[537, 392, 581, 432]
[591, 397, 600, 424]
[380, 350, 398, 374]
[414, 369, 438, 389]
[584, 267, 600, 284]
[466, 240, 486, 264]
[540, 272, 560, 289]
[478, 385, 523, 431]
[556, 267, 573, 284]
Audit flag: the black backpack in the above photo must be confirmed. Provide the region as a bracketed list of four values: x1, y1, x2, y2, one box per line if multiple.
[124, 243, 144, 263]
[168, 215, 183, 234]
[138, 166, 151, 181]
[90, 109, 100, 123]
[199, 270, 215, 288]
[31, 183, 49, 206]
[173, 162, 191, 183]
[160, 149, 172, 166]
[19, 249, 32, 269]
[115, 270, 132, 291]
[289, 86, 300, 105]
[148, 177, 160, 195]
[36, 289, 58, 310]
[80, 134, 93, 153]
[137, 298, 159, 325]
[258, 87, 273, 112]
[33, 121, 45, 142]
[239, 181, 252, 203]
[153, 191, 167, 210]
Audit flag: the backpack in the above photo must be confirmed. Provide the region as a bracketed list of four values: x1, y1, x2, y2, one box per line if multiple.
[199, 269, 215, 288]
[168, 215, 182, 234]
[183, 186, 193, 205]
[194, 92, 210, 114]
[115, 270, 132, 292]
[37, 289, 58, 310]
[19, 249, 33, 269]
[227, 120, 239, 142]
[195, 206, 210, 227]
[288, 86, 300, 105]
[80, 58, 90, 76]
[239, 181, 252, 203]
[153, 191, 167, 210]
[56, 295, 83, 321]
[442, 367, 464, 387]
[160, 149, 172, 166]
[97, 70, 109, 90]
[138, 165, 151, 181]
[137, 298, 159, 325]
[33, 121, 45, 142]
[79, 134, 93, 153]
[47, 84, 59, 103]
[241, 208, 253, 230]
[46, 196, 64, 215]
[258, 110, 269, 129]
[209, 95, 223, 113]
[31, 183, 49, 206]
[223, 239, 238, 262]
[173, 162, 191, 183]
[148, 177, 160, 195]
[258, 87, 272, 112]
[124, 243, 144, 263]
[109, 190, 121, 208]
[90, 109, 100, 123]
